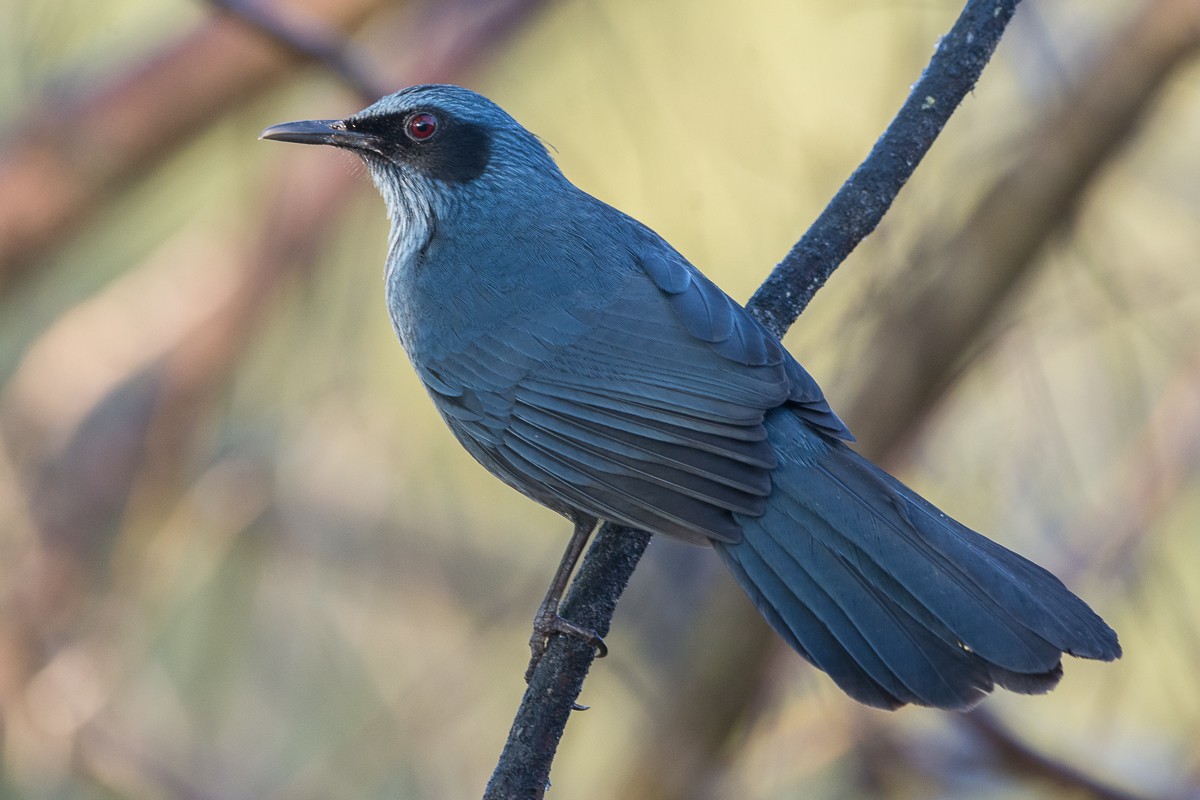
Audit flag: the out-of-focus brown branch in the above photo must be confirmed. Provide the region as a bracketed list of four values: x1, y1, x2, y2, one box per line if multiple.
[0, 153, 359, 789]
[207, 0, 387, 101]
[0, 2, 551, 793]
[842, 0, 1200, 456]
[614, 1, 1200, 799]
[0, 0, 386, 294]
[848, 715, 1159, 800]
[222, 0, 555, 93]
[1059, 351, 1200, 586]
[963, 710, 1155, 800]
[0, 0, 555, 295]
[372, 0, 554, 88]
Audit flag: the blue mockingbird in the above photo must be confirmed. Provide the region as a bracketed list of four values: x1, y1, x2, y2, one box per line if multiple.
[262, 84, 1120, 709]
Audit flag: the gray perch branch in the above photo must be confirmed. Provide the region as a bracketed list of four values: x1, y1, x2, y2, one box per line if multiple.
[485, 0, 1023, 797]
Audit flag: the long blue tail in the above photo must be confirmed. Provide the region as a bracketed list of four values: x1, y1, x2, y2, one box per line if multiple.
[715, 410, 1121, 710]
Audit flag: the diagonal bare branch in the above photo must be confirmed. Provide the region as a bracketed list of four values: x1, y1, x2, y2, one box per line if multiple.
[484, 1, 1024, 797]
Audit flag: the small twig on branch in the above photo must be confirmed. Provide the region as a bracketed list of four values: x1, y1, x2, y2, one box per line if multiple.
[485, 0, 1022, 796]
[206, 0, 386, 102]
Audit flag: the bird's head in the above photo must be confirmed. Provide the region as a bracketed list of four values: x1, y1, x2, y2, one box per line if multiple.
[261, 85, 563, 244]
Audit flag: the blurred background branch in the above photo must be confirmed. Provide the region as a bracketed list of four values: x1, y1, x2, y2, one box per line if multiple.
[842, 0, 1200, 455]
[0, 0, 549, 796]
[206, 0, 387, 101]
[0, 0, 386, 293]
[612, 0, 1200, 798]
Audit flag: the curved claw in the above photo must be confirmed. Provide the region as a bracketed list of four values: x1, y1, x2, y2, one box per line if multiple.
[525, 612, 608, 683]
[543, 615, 607, 657]
[591, 635, 608, 659]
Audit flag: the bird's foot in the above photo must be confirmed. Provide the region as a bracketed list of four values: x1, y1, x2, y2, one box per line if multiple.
[524, 601, 607, 684]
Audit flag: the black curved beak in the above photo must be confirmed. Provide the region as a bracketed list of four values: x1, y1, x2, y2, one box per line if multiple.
[259, 119, 375, 151]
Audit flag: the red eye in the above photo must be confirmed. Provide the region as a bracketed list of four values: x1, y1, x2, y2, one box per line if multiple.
[406, 112, 438, 141]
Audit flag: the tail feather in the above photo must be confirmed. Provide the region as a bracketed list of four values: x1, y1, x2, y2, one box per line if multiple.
[725, 510, 998, 709]
[824, 532, 1066, 698]
[819, 447, 1119, 663]
[715, 411, 1120, 710]
[719, 542, 906, 709]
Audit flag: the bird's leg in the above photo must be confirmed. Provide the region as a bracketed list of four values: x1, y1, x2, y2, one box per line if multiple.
[525, 516, 607, 682]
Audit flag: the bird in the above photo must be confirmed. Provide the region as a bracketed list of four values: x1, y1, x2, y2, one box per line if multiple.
[261, 84, 1120, 710]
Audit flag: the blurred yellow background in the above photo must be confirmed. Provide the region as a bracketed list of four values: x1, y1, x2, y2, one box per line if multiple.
[1, 0, 1197, 798]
